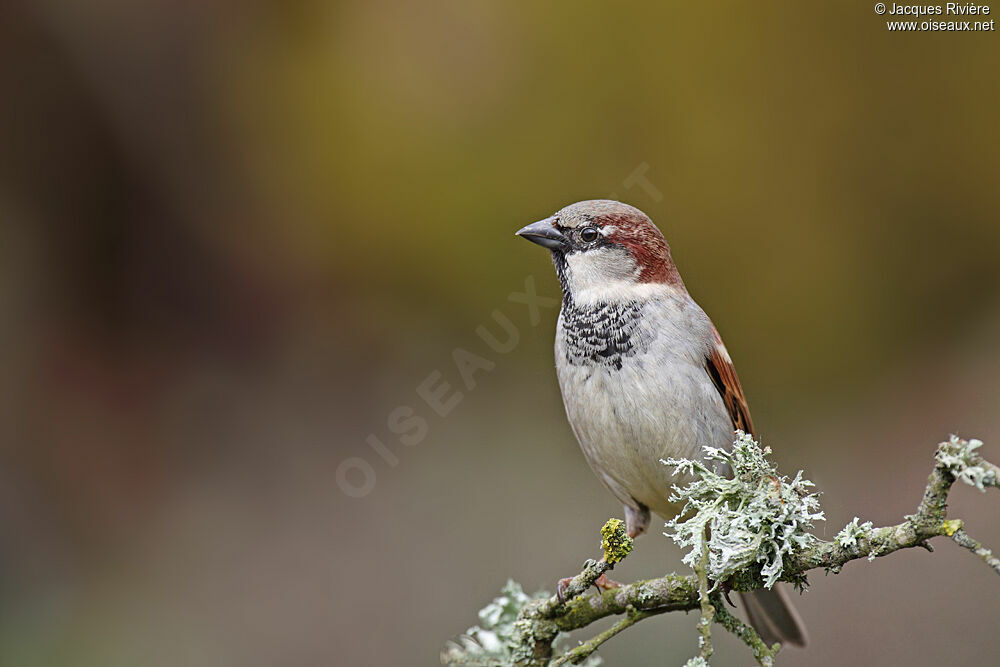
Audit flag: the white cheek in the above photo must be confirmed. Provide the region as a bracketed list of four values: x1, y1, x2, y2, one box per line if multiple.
[565, 248, 640, 302]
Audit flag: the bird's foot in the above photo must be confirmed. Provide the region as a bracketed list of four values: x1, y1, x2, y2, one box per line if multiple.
[594, 572, 623, 591]
[556, 577, 571, 601]
[556, 572, 622, 603]
[702, 577, 737, 607]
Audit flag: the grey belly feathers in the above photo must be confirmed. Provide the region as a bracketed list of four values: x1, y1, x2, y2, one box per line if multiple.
[555, 292, 732, 521]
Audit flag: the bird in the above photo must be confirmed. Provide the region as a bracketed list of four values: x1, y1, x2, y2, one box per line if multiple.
[516, 199, 808, 648]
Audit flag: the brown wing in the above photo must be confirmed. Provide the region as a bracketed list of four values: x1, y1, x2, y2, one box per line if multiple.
[705, 326, 755, 437]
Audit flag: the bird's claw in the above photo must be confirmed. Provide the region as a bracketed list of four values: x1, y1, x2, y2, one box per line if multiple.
[556, 577, 573, 603]
[720, 581, 737, 608]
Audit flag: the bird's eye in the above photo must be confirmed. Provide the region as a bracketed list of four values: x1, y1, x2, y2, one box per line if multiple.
[580, 227, 600, 243]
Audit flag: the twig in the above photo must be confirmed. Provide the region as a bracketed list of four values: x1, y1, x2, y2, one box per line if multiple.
[711, 597, 779, 667]
[550, 606, 655, 666]
[951, 528, 1000, 577]
[543, 559, 611, 612]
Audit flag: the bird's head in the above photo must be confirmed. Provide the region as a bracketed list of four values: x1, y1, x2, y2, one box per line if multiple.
[516, 200, 683, 303]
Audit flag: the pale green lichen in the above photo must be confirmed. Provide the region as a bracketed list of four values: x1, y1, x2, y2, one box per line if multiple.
[936, 436, 997, 491]
[662, 431, 825, 590]
[440, 579, 537, 663]
[440, 580, 601, 666]
[683, 657, 710, 667]
[835, 517, 873, 549]
[600, 518, 633, 564]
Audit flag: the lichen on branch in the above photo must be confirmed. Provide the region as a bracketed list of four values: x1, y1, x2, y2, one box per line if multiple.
[662, 431, 825, 590]
[936, 435, 999, 492]
[443, 435, 1000, 666]
[600, 518, 632, 564]
[440, 580, 603, 667]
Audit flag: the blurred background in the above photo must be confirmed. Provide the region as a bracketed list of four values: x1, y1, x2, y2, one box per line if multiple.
[1, 1, 998, 665]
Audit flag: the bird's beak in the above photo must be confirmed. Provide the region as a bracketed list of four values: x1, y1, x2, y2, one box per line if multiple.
[516, 218, 568, 250]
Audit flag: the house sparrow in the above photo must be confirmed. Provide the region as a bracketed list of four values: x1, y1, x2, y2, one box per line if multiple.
[516, 200, 807, 648]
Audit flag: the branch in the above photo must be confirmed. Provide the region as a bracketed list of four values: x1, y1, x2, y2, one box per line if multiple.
[442, 436, 999, 666]
[711, 598, 779, 667]
[951, 528, 1000, 576]
[549, 606, 655, 666]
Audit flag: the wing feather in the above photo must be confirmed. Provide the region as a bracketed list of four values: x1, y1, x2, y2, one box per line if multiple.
[705, 327, 755, 436]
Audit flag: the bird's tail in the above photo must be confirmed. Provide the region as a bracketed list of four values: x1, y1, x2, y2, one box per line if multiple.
[740, 586, 808, 648]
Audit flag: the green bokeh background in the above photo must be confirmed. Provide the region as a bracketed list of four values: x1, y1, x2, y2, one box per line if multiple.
[1, 2, 998, 665]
